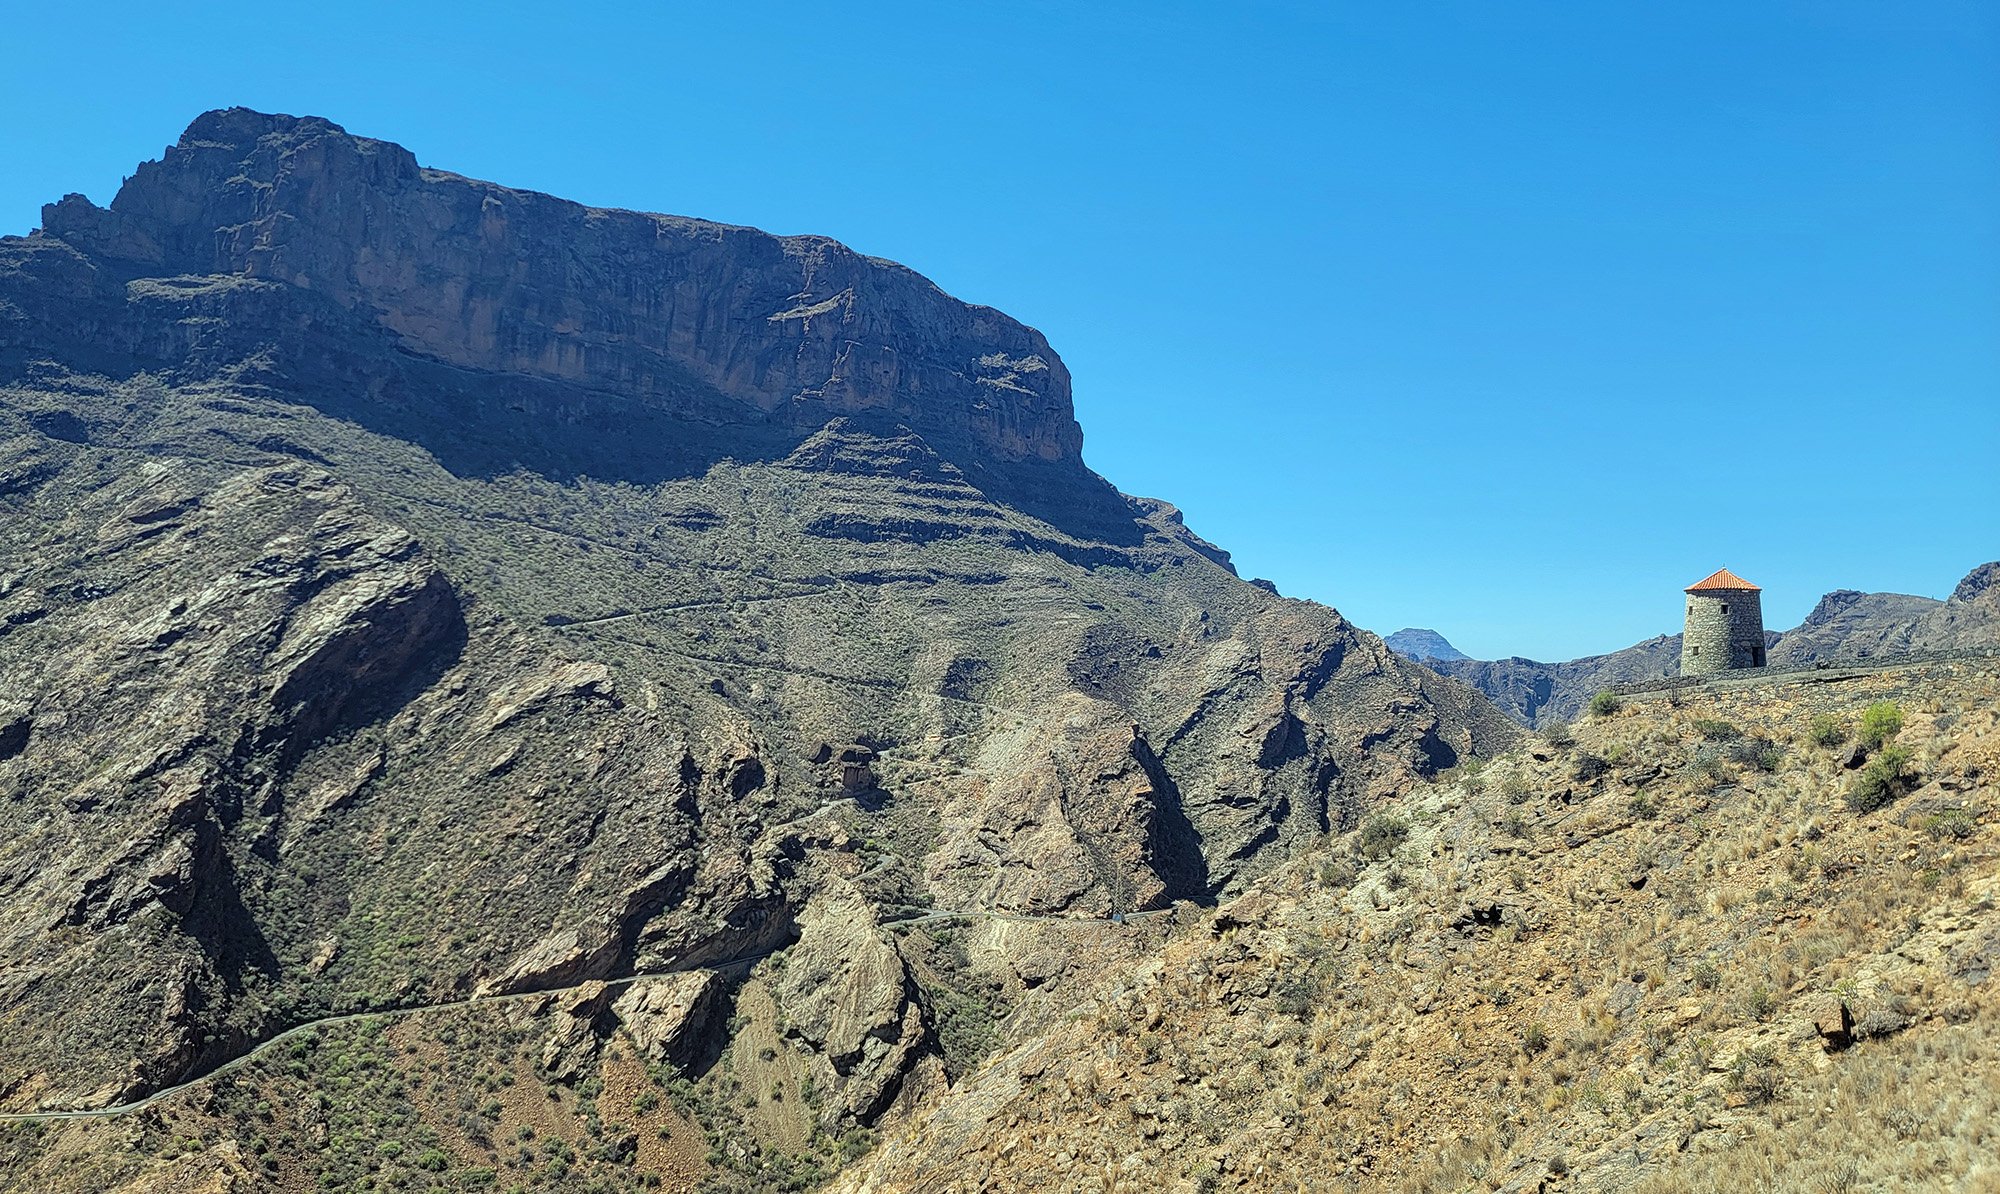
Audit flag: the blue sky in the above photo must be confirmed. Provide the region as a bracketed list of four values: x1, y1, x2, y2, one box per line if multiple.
[3, 1, 1994, 659]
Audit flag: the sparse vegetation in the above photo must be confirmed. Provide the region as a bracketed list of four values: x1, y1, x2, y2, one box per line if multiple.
[1356, 812, 1410, 861]
[1923, 808, 1976, 841]
[1845, 743, 1914, 813]
[0, 465, 1991, 1194]
[1809, 713, 1848, 747]
[1588, 691, 1623, 717]
[1859, 701, 1905, 749]
[1692, 717, 1741, 741]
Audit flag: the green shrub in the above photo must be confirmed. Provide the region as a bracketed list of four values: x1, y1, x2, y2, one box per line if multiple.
[1542, 719, 1575, 747]
[1521, 1023, 1549, 1055]
[1859, 701, 1904, 748]
[1588, 691, 1623, 717]
[1357, 812, 1409, 861]
[1692, 718, 1741, 741]
[1922, 808, 1975, 841]
[1628, 793, 1658, 820]
[1685, 746, 1728, 785]
[1317, 857, 1357, 888]
[1692, 961, 1721, 991]
[1727, 739, 1783, 772]
[1730, 1045, 1782, 1104]
[1437, 755, 1486, 792]
[1808, 713, 1847, 747]
[1845, 743, 1913, 813]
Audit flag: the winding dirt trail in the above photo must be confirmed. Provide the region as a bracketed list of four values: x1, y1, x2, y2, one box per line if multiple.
[0, 908, 1165, 1125]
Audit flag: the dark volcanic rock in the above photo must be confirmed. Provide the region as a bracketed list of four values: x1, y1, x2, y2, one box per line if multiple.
[1911, 561, 2000, 652]
[1950, 562, 1998, 605]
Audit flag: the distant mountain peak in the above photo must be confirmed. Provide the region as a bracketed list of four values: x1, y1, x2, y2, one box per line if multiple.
[1384, 628, 1469, 662]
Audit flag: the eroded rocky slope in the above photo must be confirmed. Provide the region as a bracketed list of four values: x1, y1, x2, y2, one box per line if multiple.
[834, 658, 2000, 1193]
[0, 108, 1516, 1188]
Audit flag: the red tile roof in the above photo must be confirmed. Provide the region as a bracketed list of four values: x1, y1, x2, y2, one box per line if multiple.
[1685, 567, 1760, 592]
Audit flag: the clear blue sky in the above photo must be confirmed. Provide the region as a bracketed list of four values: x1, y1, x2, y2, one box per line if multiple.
[4, 1, 1995, 659]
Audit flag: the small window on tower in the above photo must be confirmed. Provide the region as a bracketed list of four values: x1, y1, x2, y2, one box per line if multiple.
[1692, 646, 1700, 656]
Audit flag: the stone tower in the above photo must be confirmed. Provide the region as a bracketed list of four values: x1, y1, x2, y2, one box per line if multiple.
[1681, 568, 1766, 676]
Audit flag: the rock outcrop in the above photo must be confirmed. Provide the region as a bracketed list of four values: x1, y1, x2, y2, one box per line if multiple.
[1765, 589, 1941, 667]
[30, 108, 1081, 469]
[1910, 561, 2000, 652]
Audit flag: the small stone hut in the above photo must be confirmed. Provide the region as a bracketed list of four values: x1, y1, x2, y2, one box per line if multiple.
[1680, 567, 1766, 676]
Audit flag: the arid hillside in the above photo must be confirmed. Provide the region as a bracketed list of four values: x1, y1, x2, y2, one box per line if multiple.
[834, 657, 2000, 1193]
[4, 660, 1989, 1192]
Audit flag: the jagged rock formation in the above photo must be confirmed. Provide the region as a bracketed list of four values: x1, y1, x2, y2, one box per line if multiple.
[1909, 561, 2000, 652]
[1764, 589, 1942, 667]
[1383, 627, 1468, 663]
[0, 106, 1516, 1176]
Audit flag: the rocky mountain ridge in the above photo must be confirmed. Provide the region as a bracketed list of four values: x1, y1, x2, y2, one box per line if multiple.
[29, 108, 1083, 471]
[0, 108, 1517, 1188]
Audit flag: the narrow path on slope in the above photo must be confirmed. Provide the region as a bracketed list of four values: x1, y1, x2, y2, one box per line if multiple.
[0, 908, 1169, 1125]
[0, 948, 775, 1125]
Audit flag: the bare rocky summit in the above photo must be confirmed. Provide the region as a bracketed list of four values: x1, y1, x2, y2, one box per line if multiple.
[1382, 627, 1468, 663]
[0, 109, 1516, 1190]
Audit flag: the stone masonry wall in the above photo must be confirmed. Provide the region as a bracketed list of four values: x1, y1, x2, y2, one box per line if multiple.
[1681, 590, 1765, 675]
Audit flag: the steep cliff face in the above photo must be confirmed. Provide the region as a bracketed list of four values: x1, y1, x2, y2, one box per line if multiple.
[38, 108, 1081, 467]
[0, 109, 1518, 1187]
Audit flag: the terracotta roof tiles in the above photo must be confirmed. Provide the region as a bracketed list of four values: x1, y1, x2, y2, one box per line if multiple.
[1685, 567, 1760, 593]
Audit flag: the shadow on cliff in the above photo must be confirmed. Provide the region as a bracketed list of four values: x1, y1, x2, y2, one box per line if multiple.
[363, 352, 1148, 546]
[0, 234, 1149, 546]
